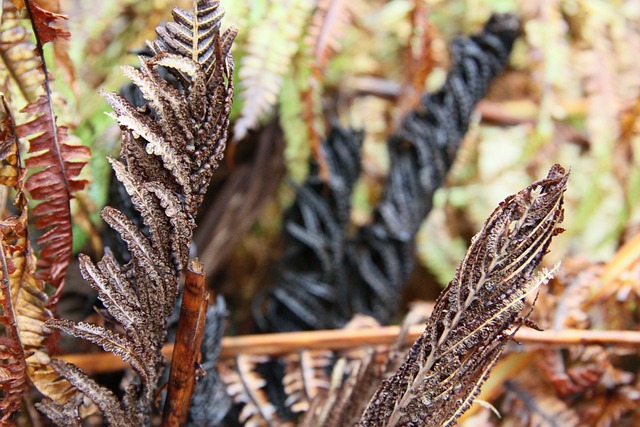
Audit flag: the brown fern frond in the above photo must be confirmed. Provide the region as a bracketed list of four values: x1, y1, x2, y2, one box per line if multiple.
[0, 216, 28, 425]
[44, 359, 135, 426]
[233, 0, 314, 141]
[219, 354, 281, 427]
[358, 164, 569, 427]
[19, 95, 90, 299]
[282, 349, 333, 414]
[0, 211, 75, 402]
[6, 0, 90, 302]
[40, 0, 235, 424]
[21, 0, 70, 46]
[306, 0, 352, 73]
[0, 96, 74, 421]
[47, 319, 156, 390]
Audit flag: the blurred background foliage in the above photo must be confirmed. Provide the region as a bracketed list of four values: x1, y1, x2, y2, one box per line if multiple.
[2, 1, 639, 425]
[47, 0, 639, 318]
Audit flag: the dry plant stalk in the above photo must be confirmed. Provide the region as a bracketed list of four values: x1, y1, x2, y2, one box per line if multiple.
[162, 259, 208, 427]
[358, 164, 568, 426]
[57, 326, 640, 376]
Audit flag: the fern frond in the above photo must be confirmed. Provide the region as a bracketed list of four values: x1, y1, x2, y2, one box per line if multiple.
[149, 1, 226, 79]
[48, 319, 156, 390]
[7, 0, 90, 302]
[47, 359, 134, 427]
[35, 392, 85, 427]
[21, 1, 70, 46]
[233, 0, 314, 141]
[254, 125, 363, 331]
[343, 13, 521, 324]
[0, 215, 29, 424]
[256, 14, 520, 332]
[0, 96, 74, 421]
[358, 164, 568, 427]
[282, 349, 333, 413]
[19, 96, 90, 296]
[42, 0, 235, 423]
[0, 212, 76, 415]
[306, 0, 353, 72]
[0, 2, 42, 103]
[220, 354, 281, 426]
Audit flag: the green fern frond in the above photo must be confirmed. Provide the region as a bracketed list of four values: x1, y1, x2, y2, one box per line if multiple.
[233, 0, 314, 141]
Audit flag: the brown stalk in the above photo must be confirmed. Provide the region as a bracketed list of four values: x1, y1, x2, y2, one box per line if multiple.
[161, 259, 208, 427]
[60, 326, 640, 375]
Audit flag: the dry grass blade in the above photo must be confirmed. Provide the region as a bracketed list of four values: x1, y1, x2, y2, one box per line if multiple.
[358, 164, 569, 427]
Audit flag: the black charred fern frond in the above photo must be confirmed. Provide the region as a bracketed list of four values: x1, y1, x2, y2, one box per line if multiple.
[357, 164, 568, 427]
[345, 13, 521, 324]
[255, 14, 520, 332]
[253, 125, 363, 332]
[39, 1, 235, 424]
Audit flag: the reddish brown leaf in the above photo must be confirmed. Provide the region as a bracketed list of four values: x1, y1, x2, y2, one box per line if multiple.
[307, 0, 352, 72]
[17, 93, 89, 299]
[3, 0, 89, 303]
[23, 0, 70, 45]
[0, 227, 28, 425]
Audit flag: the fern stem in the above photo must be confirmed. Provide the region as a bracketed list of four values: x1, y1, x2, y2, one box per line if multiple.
[162, 259, 208, 427]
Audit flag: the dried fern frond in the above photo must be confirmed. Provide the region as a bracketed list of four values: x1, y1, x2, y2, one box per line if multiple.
[3, 0, 91, 303]
[257, 14, 520, 333]
[306, 0, 353, 73]
[39, 0, 236, 424]
[0, 96, 75, 422]
[19, 93, 90, 299]
[219, 354, 282, 427]
[0, 2, 42, 103]
[358, 164, 568, 427]
[282, 349, 333, 414]
[344, 13, 521, 324]
[0, 205, 29, 424]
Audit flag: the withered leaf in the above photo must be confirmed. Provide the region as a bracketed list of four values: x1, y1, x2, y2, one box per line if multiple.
[19, 85, 90, 301]
[41, 0, 236, 424]
[220, 355, 280, 426]
[0, 3, 42, 102]
[358, 164, 568, 427]
[0, 210, 75, 417]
